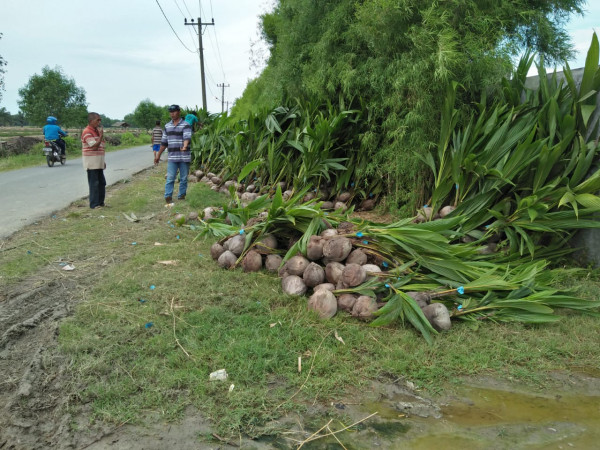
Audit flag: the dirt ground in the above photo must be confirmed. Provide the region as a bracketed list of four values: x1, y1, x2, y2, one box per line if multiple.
[2, 188, 600, 449]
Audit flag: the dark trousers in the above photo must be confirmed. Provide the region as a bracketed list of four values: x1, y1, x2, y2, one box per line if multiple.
[87, 169, 106, 208]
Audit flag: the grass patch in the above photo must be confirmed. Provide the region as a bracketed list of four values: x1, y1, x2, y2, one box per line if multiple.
[2, 168, 599, 439]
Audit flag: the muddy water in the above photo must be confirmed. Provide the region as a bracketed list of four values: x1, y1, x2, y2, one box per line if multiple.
[369, 383, 600, 449]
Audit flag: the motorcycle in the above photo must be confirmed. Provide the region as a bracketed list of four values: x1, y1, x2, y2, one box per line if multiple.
[43, 139, 66, 167]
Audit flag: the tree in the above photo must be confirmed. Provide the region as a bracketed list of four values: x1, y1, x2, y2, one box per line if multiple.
[131, 99, 164, 131]
[0, 107, 10, 125]
[18, 66, 88, 127]
[0, 33, 6, 104]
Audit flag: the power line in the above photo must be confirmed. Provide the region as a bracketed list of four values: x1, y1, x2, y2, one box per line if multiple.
[181, 0, 194, 17]
[155, 0, 196, 53]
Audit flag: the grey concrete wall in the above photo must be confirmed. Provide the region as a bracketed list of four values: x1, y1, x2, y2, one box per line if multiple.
[526, 67, 600, 267]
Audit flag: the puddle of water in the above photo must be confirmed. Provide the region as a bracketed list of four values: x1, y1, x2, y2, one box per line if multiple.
[409, 385, 600, 449]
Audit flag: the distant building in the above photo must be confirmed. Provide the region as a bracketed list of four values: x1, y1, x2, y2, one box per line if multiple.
[112, 121, 130, 128]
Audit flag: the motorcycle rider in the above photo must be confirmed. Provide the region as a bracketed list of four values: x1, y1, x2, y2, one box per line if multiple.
[43, 116, 68, 157]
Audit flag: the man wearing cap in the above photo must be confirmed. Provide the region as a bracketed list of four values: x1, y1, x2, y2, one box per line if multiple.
[154, 105, 192, 203]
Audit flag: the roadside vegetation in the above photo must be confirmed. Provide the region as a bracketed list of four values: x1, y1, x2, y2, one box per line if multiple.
[1, 168, 599, 441]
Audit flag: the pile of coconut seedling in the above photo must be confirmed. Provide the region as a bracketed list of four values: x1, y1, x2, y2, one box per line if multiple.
[188, 169, 377, 212]
[208, 221, 452, 333]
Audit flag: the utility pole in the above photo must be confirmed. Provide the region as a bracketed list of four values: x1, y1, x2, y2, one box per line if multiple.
[185, 17, 214, 112]
[217, 83, 230, 113]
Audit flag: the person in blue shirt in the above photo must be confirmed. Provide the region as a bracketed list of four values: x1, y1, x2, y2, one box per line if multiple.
[42, 116, 68, 156]
[184, 111, 199, 132]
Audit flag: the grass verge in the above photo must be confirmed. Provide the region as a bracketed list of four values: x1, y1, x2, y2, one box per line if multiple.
[1, 168, 599, 439]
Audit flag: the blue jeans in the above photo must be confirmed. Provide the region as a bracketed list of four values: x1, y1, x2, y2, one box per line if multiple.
[165, 161, 189, 199]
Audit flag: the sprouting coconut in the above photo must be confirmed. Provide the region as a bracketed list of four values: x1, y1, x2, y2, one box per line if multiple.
[406, 291, 431, 308]
[241, 192, 258, 203]
[283, 190, 293, 200]
[341, 263, 367, 287]
[421, 303, 451, 331]
[194, 170, 204, 178]
[359, 198, 376, 211]
[265, 254, 283, 272]
[346, 249, 367, 265]
[242, 250, 263, 272]
[303, 262, 325, 287]
[414, 206, 434, 223]
[336, 192, 352, 202]
[188, 174, 198, 183]
[255, 234, 278, 254]
[246, 184, 256, 193]
[352, 295, 378, 319]
[325, 261, 345, 284]
[226, 234, 246, 256]
[207, 172, 216, 178]
[362, 264, 382, 280]
[478, 242, 498, 255]
[439, 205, 455, 218]
[217, 250, 237, 269]
[303, 192, 317, 202]
[211, 176, 222, 185]
[337, 294, 358, 312]
[306, 235, 324, 260]
[211, 185, 219, 192]
[187, 211, 199, 221]
[314, 283, 335, 292]
[286, 255, 310, 276]
[210, 242, 225, 260]
[334, 202, 348, 212]
[200, 176, 209, 182]
[282, 275, 307, 296]
[322, 237, 353, 262]
[320, 201, 335, 210]
[307, 290, 337, 319]
[219, 187, 229, 195]
[173, 213, 186, 226]
[224, 180, 235, 188]
[320, 228, 338, 238]
[337, 221, 355, 234]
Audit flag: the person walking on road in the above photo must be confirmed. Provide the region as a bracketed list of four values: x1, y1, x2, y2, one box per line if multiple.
[81, 112, 106, 209]
[154, 105, 192, 203]
[151, 120, 162, 163]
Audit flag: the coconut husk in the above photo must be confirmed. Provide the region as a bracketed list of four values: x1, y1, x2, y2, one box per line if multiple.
[303, 262, 325, 287]
[210, 242, 225, 260]
[217, 250, 237, 269]
[283, 190, 293, 200]
[346, 249, 367, 265]
[194, 170, 204, 178]
[414, 206, 434, 223]
[341, 263, 367, 287]
[188, 175, 198, 183]
[254, 234, 277, 254]
[211, 176, 222, 185]
[337, 294, 358, 312]
[320, 228, 338, 238]
[321, 201, 335, 210]
[282, 275, 307, 296]
[313, 283, 335, 292]
[303, 192, 317, 202]
[307, 290, 337, 319]
[226, 234, 246, 256]
[334, 202, 348, 212]
[322, 237, 353, 262]
[359, 198, 376, 211]
[265, 254, 283, 272]
[336, 191, 352, 202]
[306, 235, 324, 260]
[246, 184, 256, 193]
[337, 221, 355, 234]
[207, 172, 216, 178]
[286, 255, 310, 276]
[325, 261, 345, 284]
[351, 295, 378, 319]
[362, 264, 382, 281]
[421, 303, 451, 331]
[242, 250, 263, 272]
[439, 205, 455, 218]
[187, 211, 199, 221]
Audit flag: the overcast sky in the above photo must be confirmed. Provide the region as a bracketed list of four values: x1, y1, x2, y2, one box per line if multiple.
[0, 0, 598, 120]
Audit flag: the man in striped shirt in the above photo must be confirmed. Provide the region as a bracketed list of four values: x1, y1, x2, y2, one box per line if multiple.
[151, 120, 163, 163]
[81, 112, 106, 209]
[154, 105, 192, 203]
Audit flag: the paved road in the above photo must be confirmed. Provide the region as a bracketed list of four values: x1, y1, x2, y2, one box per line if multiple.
[0, 145, 156, 239]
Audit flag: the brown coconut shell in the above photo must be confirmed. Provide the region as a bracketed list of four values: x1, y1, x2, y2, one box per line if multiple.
[322, 237, 353, 262]
[265, 254, 283, 272]
[336, 192, 352, 202]
[217, 250, 237, 269]
[242, 250, 263, 272]
[407, 291, 431, 309]
[320, 228, 338, 238]
[334, 202, 348, 212]
[337, 221, 355, 234]
[210, 242, 225, 260]
[303, 262, 325, 287]
[211, 176, 222, 185]
[341, 263, 367, 287]
[187, 211, 199, 221]
[414, 206, 434, 223]
[346, 249, 367, 265]
[359, 198, 376, 211]
[282, 275, 307, 296]
[226, 234, 246, 256]
[337, 294, 358, 312]
[313, 283, 336, 292]
[362, 264, 382, 281]
[303, 192, 317, 202]
[283, 190, 293, 200]
[321, 201, 335, 210]
[439, 205, 456, 218]
[286, 255, 310, 276]
[306, 235, 324, 261]
[194, 170, 204, 178]
[325, 262, 345, 284]
[307, 290, 337, 319]
[422, 303, 451, 331]
[255, 234, 278, 254]
[351, 295, 379, 319]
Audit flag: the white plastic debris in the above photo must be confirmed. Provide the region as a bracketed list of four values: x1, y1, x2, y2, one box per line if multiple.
[209, 369, 228, 381]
